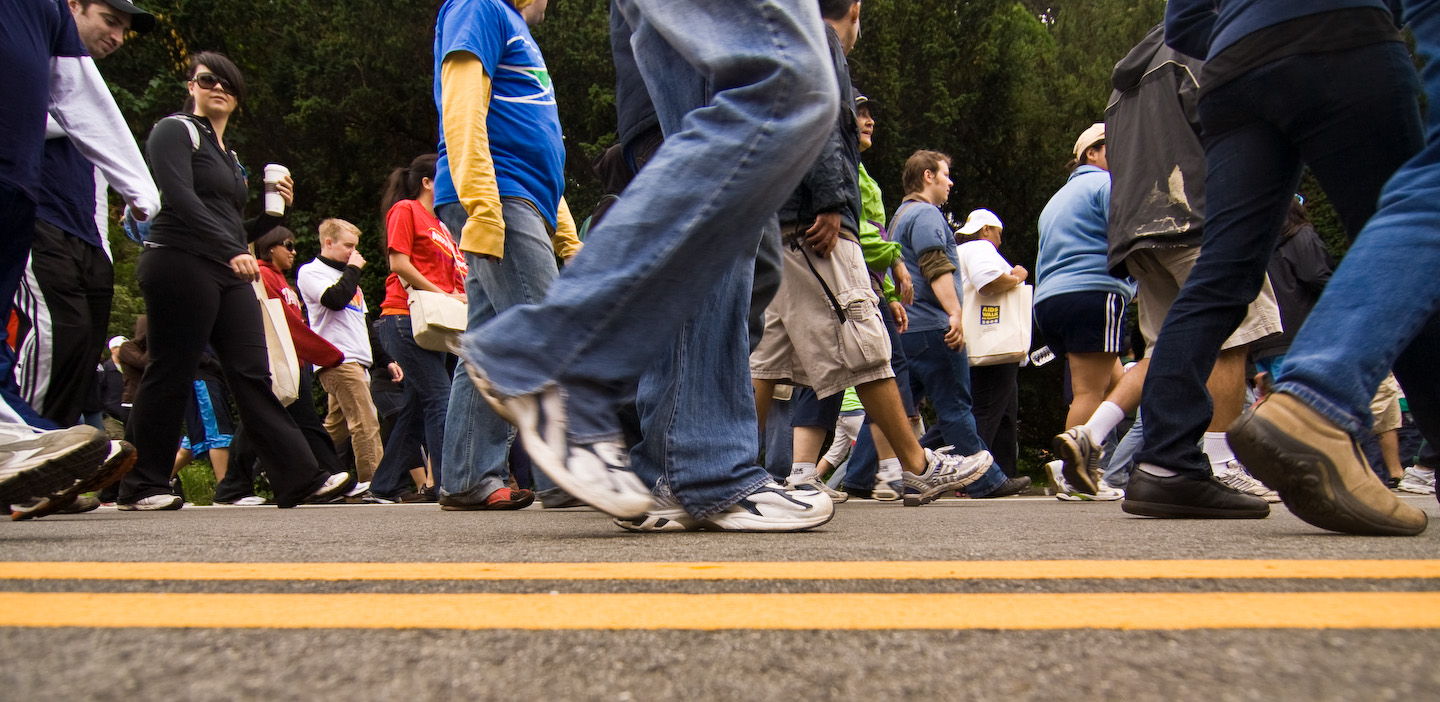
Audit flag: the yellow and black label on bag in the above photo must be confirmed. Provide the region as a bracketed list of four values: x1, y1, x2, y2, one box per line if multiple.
[980, 304, 1001, 326]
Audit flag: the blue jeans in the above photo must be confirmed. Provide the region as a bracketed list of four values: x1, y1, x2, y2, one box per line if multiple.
[1137, 41, 1424, 477]
[465, 0, 835, 518]
[371, 314, 452, 499]
[1274, 2, 1440, 449]
[438, 200, 561, 501]
[1104, 410, 1142, 488]
[901, 329, 986, 456]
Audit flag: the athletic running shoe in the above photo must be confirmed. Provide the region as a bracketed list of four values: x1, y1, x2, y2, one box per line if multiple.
[786, 475, 849, 504]
[0, 424, 109, 505]
[345, 481, 371, 498]
[1397, 466, 1436, 495]
[1048, 459, 1122, 501]
[118, 494, 183, 511]
[10, 440, 136, 520]
[902, 448, 992, 506]
[872, 464, 904, 501]
[10, 493, 101, 519]
[462, 359, 652, 519]
[614, 490, 698, 532]
[702, 482, 834, 531]
[1052, 427, 1102, 495]
[1215, 460, 1281, 503]
[305, 472, 357, 504]
[214, 495, 268, 506]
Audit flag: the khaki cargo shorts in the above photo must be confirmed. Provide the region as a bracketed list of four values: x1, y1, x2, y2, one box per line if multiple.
[1126, 246, 1283, 353]
[750, 232, 893, 399]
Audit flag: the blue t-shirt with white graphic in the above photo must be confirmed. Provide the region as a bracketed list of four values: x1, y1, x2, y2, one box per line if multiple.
[0, 0, 87, 202]
[433, 0, 564, 228]
[893, 201, 961, 334]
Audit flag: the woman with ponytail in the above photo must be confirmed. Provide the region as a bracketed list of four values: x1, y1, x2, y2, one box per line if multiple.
[368, 154, 489, 503]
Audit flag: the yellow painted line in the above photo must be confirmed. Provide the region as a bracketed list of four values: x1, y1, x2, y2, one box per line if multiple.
[1, 560, 1438, 581]
[1, 592, 1437, 630]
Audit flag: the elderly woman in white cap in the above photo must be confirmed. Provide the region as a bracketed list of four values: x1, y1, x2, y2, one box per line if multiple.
[1035, 124, 1137, 483]
[956, 208, 1027, 477]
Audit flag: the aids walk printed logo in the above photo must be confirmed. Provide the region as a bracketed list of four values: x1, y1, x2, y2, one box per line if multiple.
[498, 35, 555, 106]
[980, 304, 1001, 326]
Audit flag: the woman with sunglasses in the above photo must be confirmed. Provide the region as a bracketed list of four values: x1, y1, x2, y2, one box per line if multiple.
[117, 52, 356, 509]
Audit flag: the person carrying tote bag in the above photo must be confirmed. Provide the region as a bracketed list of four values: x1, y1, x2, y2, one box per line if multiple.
[369, 154, 495, 504]
[118, 51, 355, 510]
[955, 208, 1028, 477]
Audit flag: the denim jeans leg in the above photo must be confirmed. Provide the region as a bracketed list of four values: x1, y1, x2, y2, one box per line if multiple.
[438, 201, 561, 500]
[466, 0, 836, 449]
[901, 330, 985, 455]
[1274, 22, 1438, 441]
[373, 314, 452, 497]
[1104, 410, 1143, 487]
[631, 251, 772, 519]
[763, 396, 792, 481]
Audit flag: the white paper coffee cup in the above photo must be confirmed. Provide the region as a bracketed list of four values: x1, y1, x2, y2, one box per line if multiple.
[263, 164, 290, 216]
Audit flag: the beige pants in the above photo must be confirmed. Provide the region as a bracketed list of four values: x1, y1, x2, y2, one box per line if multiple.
[1371, 374, 1404, 435]
[1126, 247, 1283, 353]
[317, 362, 383, 481]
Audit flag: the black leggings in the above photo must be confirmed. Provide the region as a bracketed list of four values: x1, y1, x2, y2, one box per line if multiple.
[120, 247, 326, 506]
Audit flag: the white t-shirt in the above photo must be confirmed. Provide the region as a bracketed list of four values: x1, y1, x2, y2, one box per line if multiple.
[297, 258, 372, 367]
[957, 240, 1011, 297]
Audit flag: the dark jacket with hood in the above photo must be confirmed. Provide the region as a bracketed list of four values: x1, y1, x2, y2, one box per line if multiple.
[1104, 23, 1206, 277]
[1249, 222, 1334, 361]
[777, 24, 860, 238]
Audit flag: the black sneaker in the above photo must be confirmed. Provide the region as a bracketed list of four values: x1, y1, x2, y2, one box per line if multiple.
[1121, 467, 1270, 519]
[972, 475, 1031, 498]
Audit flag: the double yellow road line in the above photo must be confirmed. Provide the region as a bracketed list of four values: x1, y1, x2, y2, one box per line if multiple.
[2, 560, 1436, 630]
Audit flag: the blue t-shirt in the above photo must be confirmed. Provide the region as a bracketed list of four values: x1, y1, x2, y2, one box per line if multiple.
[433, 0, 565, 228]
[1035, 165, 1136, 305]
[893, 201, 960, 334]
[0, 0, 87, 202]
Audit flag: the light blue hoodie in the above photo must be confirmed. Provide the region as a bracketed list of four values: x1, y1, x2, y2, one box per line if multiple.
[1035, 165, 1136, 305]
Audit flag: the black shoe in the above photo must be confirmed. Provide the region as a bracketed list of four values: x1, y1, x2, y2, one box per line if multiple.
[1121, 468, 1270, 519]
[843, 485, 874, 500]
[972, 476, 1031, 498]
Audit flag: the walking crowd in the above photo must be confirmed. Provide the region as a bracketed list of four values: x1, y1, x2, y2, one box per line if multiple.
[1, 0, 1437, 537]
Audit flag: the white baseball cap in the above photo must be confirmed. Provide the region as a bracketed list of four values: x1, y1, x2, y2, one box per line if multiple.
[958, 208, 1003, 235]
[108, 336, 128, 350]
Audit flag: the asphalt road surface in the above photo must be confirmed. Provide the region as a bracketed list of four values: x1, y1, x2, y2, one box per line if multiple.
[2, 494, 1438, 701]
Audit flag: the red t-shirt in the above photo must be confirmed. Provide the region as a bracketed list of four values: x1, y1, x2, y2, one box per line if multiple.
[381, 199, 468, 313]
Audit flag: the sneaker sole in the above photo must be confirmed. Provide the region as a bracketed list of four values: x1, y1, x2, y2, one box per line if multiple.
[439, 491, 536, 511]
[463, 363, 651, 520]
[117, 495, 183, 511]
[0, 432, 111, 506]
[614, 510, 697, 532]
[700, 509, 835, 532]
[1229, 411, 1426, 536]
[12, 441, 136, 521]
[902, 453, 995, 506]
[1052, 433, 1098, 495]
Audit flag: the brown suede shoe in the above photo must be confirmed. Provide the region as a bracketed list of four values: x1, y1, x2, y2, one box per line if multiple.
[1228, 392, 1427, 536]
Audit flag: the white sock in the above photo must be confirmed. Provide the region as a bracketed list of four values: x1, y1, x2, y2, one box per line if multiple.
[878, 457, 902, 482]
[1082, 402, 1127, 445]
[790, 462, 817, 481]
[1204, 432, 1235, 473]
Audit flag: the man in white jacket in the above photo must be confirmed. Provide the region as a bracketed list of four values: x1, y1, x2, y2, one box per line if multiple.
[16, 0, 160, 430]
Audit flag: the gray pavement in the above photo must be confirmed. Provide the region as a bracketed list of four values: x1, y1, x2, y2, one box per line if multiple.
[2, 496, 1438, 700]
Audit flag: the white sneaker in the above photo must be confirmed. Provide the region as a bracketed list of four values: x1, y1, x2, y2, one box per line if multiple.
[872, 464, 904, 501]
[1049, 460, 1124, 501]
[462, 359, 653, 519]
[903, 448, 992, 505]
[1397, 466, 1436, 495]
[614, 489, 698, 532]
[1215, 460, 1281, 503]
[215, 495, 267, 506]
[117, 494, 183, 511]
[307, 472, 357, 503]
[786, 474, 848, 504]
[345, 481, 370, 498]
[0, 424, 109, 504]
[702, 482, 834, 531]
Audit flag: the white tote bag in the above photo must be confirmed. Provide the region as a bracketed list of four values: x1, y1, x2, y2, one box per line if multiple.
[252, 281, 302, 406]
[963, 282, 1033, 366]
[407, 289, 467, 353]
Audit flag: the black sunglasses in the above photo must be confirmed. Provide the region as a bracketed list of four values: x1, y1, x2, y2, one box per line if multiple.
[278, 241, 296, 251]
[191, 72, 235, 95]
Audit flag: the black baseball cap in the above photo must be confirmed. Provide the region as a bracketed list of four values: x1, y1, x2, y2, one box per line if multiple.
[102, 0, 156, 34]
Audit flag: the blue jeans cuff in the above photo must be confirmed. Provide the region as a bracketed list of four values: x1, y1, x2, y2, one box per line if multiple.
[968, 462, 1008, 497]
[683, 472, 775, 522]
[439, 476, 507, 503]
[1270, 382, 1366, 437]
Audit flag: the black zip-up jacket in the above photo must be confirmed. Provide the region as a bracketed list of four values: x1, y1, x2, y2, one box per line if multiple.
[1104, 24, 1206, 277]
[145, 113, 280, 265]
[1249, 223, 1334, 361]
[777, 24, 860, 236]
